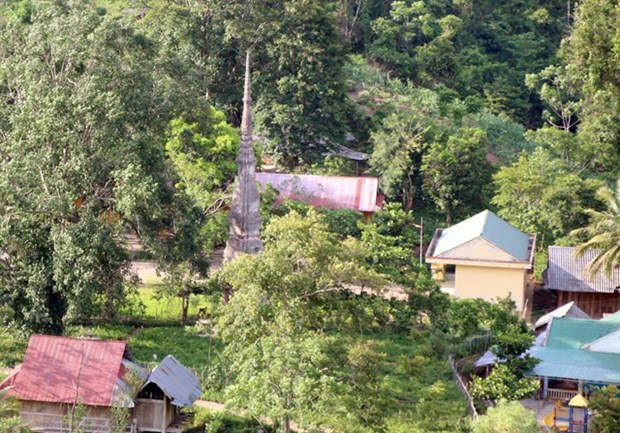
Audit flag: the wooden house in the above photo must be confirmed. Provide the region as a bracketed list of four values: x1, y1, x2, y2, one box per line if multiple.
[0, 335, 201, 433]
[545, 246, 620, 318]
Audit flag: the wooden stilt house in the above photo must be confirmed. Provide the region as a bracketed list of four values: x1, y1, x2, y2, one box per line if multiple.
[0, 335, 201, 433]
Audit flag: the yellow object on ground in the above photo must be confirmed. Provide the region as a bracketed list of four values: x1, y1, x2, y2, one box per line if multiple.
[543, 409, 569, 431]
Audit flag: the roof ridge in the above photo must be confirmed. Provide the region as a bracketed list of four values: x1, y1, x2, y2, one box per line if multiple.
[479, 209, 490, 236]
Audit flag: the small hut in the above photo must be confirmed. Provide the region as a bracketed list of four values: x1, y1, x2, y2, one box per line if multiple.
[0, 335, 201, 433]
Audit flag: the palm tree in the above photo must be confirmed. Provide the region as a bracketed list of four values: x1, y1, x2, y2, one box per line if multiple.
[571, 179, 620, 276]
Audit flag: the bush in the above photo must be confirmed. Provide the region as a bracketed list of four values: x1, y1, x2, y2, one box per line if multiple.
[471, 399, 539, 433]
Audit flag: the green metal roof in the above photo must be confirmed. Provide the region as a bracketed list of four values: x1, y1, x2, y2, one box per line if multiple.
[545, 317, 620, 349]
[530, 347, 620, 384]
[601, 311, 620, 323]
[527, 317, 620, 384]
[432, 210, 531, 261]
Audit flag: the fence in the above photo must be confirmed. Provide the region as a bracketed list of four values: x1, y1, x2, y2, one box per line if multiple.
[448, 355, 479, 420]
[449, 331, 493, 358]
[21, 412, 136, 433]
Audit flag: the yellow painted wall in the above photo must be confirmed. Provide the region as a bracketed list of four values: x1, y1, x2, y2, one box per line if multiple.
[454, 265, 526, 310]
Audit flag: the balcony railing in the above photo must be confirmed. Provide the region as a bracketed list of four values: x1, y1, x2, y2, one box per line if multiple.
[546, 388, 579, 400]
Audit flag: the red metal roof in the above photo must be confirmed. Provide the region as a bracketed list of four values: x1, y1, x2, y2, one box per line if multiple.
[2, 335, 126, 406]
[256, 173, 381, 212]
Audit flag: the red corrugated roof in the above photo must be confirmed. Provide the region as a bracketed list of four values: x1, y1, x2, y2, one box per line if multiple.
[3, 335, 126, 406]
[256, 173, 381, 212]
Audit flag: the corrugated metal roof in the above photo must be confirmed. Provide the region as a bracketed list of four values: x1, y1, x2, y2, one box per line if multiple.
[545, 317, 619, 349]
[112, 359, 150, 408]
[546, 246, 620, 293]
[582, 328, 620, 354]
[475, 332, 545, 368]
[529, 347, 620, 384]
[601, 311, 620, 323]
[145, 355, 201, 408]
[256, 173, 381, 212]
[427, 210, 532, 262]
[527, 317, 620, 384]
[534, 301, 591, 329]
[3, 335, 126, 406]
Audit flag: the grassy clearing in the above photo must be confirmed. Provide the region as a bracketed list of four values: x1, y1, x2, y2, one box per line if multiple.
[65, 324, 133, 340]
[135, 288, 213, 323]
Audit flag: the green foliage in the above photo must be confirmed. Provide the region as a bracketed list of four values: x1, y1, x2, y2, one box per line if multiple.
[165, 105, 239, 211]
[365, 0, 566, 125]
[467, 111, 535, 163]
[560, 0, 620, 172]
[253, 0, 350, 167]
[0, 0, 193, 333]
[446, 297, 520, 339]
[368, 88, 440, 210]
[492, 147, 601, 245]
[129, 326, 220, 371]
[421, 127, 493, 224]
[471, 399, 539, 433]
[0, 389, 30, 433]
[590, 386, 620, 433]
[190, 407, 273, 433]
[470, 323, 539, 402]
[0, 330, 27, 368]
[470, 364, 538, 402]
[65, 324, 132, 340]
[571, 179, 620, 276]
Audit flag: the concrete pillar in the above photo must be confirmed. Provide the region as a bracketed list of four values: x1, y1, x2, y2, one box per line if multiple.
[543, 377, 549, 399]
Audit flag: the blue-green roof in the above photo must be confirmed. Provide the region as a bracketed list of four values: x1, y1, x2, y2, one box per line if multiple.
[527, 317, 620, 384]
[601, 311, 620, 323]
[432, 210, 531, 261]
[544, 317, 620, 349]
[530, 348, 620, 384]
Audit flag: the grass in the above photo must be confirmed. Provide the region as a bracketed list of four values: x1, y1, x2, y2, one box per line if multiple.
[136, 288, 214, 323]
[65, 324, 133, 340]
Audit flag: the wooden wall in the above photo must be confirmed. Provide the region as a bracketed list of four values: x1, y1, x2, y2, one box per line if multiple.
[555, 290, 620, 319]
[21, 401, 111, 417]
[20, 401, 118, 433]
[134, 398, 175, 432]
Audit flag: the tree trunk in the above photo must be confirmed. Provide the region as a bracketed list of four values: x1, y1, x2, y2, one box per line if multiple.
[282, 417, 291, 433]
[446, 206, 452, 225]
[181, 295, 189, 325]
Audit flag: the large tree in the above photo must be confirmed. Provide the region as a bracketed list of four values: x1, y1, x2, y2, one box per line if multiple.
[218, 211, 383, 432]
[560, 0, 620, 173]
[0, 1, 188, 333]
[492, 147, 600, 245]
[421, 127, 492, 224]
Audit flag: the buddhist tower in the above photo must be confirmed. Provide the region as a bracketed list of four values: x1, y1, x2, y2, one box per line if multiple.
[223, 51, 263, 262]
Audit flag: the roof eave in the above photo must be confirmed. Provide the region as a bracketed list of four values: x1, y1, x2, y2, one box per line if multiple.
[425, 256, 532, 269]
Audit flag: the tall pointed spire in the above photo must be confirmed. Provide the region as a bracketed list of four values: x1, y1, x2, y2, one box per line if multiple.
[223, 51, 263, 263]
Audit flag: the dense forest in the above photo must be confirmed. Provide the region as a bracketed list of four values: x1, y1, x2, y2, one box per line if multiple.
[1, 0, 620, 432]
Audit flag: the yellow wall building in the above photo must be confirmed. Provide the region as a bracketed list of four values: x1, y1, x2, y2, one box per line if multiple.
[425, 210, 535, 312]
